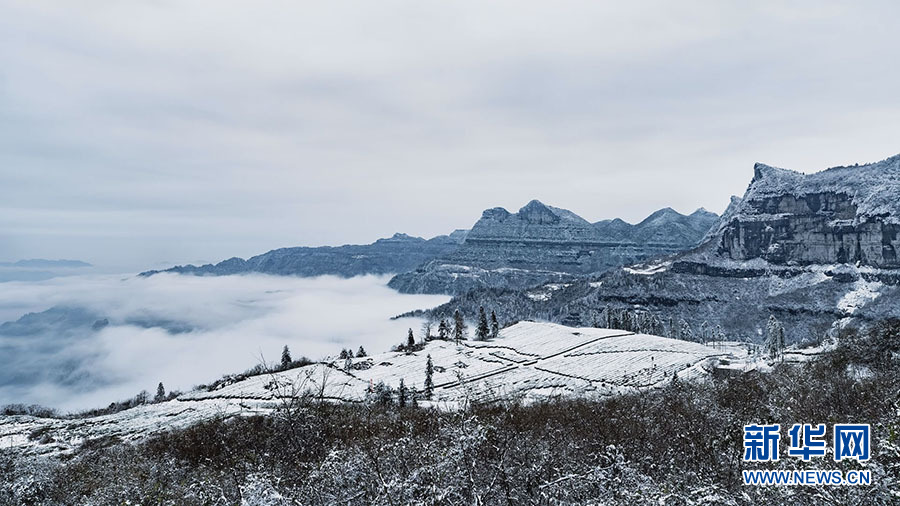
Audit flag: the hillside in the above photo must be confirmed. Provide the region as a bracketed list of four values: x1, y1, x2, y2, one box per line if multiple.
[0, 322, 765, 457]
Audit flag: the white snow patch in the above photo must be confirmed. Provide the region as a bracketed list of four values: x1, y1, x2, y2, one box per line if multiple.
[837, 280, 882, 314]
[623, 262, 670, 276]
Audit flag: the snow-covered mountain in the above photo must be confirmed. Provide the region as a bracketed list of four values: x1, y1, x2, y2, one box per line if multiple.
[710, 156, 900, 267]
[425, 154, 900, 344]
[388, 200, 717, 294]
[0, 321, 770, 457]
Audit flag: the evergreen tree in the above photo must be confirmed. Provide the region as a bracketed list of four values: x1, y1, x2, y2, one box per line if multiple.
[765, 315, 785, 360]
[476, 306, 489, 341]
[699, 321, 710, 343]
[338, 348, 350, 360]
[490, 310, 500, 339]
[281, 345, 292, 368]
[438, 319, 449, 340]
[407, 328, 415, 350]
[424, 354, 434, 399]
[372, 381, 393, 406]
[398, 379, 408, 408]
[679, 319, 693, 342]
[135, 390, 149, 405]
[356, 346, 367, 358]
[155, 382, 166, 402]
[648, 314, 665, 336]
[453, 309, 467, 344]
[714, 325, 726, 342]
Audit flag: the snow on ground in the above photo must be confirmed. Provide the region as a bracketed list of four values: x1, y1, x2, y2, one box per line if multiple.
[623, 261, 670, 276]
[1, 322, 756, 457]
[525, 283, 569, 301]
[837, 279, 882, 314]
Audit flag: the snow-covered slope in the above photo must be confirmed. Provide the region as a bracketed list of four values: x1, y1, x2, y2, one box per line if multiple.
[0, 322, 753, 457]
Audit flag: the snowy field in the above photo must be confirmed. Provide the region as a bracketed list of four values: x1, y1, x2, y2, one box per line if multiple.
[0, 321, 773, 457]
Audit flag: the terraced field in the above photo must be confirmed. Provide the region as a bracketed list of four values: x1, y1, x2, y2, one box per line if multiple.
[0, 322, 753, 456]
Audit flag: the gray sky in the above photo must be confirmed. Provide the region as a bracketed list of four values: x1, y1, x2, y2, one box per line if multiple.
[2, 1, 899, 271]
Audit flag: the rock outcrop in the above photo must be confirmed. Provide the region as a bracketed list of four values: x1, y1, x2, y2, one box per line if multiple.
[389, 200, 718, 294]
[712, 157, 900, 267]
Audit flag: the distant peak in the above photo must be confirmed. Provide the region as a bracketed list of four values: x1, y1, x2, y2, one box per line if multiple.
[752, 162, 802, 183]
[377, 233, 424, 243]
[481, 207, 512, 220]
[647, 207, 682, 218]
[516, 200, 560, 224]
[691, 207, 717, 217]
[519, 199, 550, 213]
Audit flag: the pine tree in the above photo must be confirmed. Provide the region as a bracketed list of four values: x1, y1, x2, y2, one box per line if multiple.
[373, 381, 393, 406]
[438, 319, 449, 340]
[453, 309, 467, 344]
[476, 306, 489, 341]
[765, 315, 785, 360]
[356, 346, 367, 358]
[281, 345, 292, 368]
[424, 354, 434, 399]
[699, 321, 710, 343]
[490, 310, 500, 339]
[398, 379, 408, 408]
[135, 390, 149, 405]
[155, 382, 166, 402]
[715, 325, 726, 342]
[407, 328, 416, 350]
[679, 320, 693, 342]
[338, 348, 350, 360]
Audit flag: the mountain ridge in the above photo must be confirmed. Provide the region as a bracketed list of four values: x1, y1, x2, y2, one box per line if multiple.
[388, 201, 718, 295]
[140, 232, 464, 278]
[420, 153, 900, 344]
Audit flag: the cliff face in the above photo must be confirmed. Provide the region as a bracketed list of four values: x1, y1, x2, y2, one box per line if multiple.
[389, 200, 717, 294]
[715, 157, 900, 268]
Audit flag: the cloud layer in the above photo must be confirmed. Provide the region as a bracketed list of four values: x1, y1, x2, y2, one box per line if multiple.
[2, 2, 900, 269]
[0, 274, 448, 411]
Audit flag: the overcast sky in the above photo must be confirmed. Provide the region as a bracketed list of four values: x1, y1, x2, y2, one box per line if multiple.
[2, 1, 899, 271]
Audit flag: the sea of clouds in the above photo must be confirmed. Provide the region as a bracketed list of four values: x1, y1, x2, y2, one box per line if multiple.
[0, 273, 448, 412]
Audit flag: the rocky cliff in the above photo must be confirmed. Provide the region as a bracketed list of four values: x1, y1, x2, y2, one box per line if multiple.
[711, 157, 900, 267]
[422, 155, 900, 344]
[388, 200, 718, 295]
[141, 233, 464, 278]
